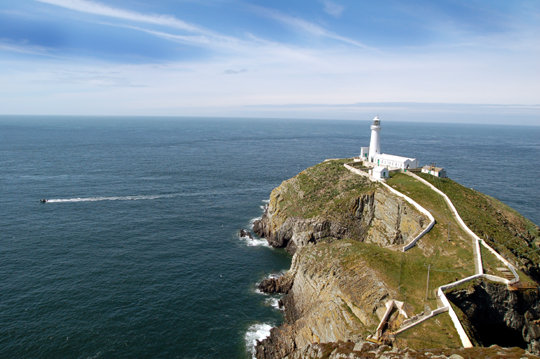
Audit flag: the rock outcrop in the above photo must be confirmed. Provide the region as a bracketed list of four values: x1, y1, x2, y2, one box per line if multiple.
[252, 159, 540, 358]
[281, 340, 537, 359]
[253, 161, 427, 255]
[239, 228, 253, 239]
[446, 280, 540, 355]
[253, 160, 429, 358]
[256, 242, 394, 359]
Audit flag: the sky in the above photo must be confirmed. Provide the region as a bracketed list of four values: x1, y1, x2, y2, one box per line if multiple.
[0, 0, 539, 124]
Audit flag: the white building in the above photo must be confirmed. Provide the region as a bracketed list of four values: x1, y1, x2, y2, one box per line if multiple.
[370, 166, 389, 180]
[360, 116, 418, 170]
[373, 154, 418, 170]
[421, 165, 447, 178]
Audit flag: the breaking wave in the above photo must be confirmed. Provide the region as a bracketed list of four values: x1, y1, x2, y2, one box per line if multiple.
[240, 232, 269, 247]
[245, 323, 273, 358]
[264, 297, 282, 310]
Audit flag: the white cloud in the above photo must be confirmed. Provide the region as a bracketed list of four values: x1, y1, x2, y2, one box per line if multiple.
[35, 0, 207, 33]
[251, 6, 369, 49]
[0, 39, 53, 57]
[0, 1, 536, 123]
[321, 1, 344, 18]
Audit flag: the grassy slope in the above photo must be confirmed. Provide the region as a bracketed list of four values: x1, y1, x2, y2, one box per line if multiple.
[417, 173, 540, 282]
[274, 164, 471, 347]
[302, 238, 463, 348]
[278, 164, 540, 349]
[273, 159, 376, 220]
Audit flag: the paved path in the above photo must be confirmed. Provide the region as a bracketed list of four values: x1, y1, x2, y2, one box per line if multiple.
[344, 164, 520, 347]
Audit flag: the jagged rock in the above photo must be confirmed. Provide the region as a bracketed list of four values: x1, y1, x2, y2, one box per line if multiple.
[253, 186, 427, 255]
[239, 228, 253, 239]
[256, 245, 394, 359]
[446, 280, 540, 355]
[258, 274, 294, 294]
[270, 340, 536, 358]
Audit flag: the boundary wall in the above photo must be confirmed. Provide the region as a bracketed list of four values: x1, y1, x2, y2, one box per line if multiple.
[344, 162, 520, 348]
[403, 172, 519, 281]
[343, 163, 435, 252]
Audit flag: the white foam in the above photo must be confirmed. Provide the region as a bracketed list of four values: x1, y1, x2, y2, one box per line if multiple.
[45, 194, 178, 203]
[245, 323, 273, 358]
[262, 199, 270, 203]
[250, 217, 262, 224]
[242, 236, 270, 247]
[265, 297, 282, 310]
[267, 272, 284, 279]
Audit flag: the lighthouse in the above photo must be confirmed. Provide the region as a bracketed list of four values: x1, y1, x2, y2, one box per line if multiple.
[358, 115, 418, 171]
[368, 116, 381, 162]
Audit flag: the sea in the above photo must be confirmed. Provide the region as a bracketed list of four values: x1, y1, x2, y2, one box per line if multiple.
[1, 116, 539, 359]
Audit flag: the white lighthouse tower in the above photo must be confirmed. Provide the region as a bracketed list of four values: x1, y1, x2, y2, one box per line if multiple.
[368, 116, 381, 162]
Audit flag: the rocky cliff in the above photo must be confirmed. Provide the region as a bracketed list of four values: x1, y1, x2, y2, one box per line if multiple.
[256, 241, 395, 358]
[446, 280, 540, 354]
[253, 159, 427, 255]
[253, 160, 429, 358]
[252, 159, 540, 358]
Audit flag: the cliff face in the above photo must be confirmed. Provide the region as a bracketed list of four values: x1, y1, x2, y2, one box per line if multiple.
[446, 280, 540, 354]
[252, 160, 540, 358]
[256, 241, 394, 359]
[253, 160, 427, 255]
[253, 160, 428, 358]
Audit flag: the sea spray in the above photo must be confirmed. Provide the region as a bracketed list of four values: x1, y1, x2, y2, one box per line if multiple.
[245, 323, 273, 358]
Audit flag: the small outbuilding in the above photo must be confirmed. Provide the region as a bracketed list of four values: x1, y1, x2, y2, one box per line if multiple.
[422, 165, 447, 178]
[373, 154, 418, 170]
[371, 166, 389, 180]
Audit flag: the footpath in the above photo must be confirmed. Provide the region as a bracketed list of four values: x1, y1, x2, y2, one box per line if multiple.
[344, 164, 520, 347]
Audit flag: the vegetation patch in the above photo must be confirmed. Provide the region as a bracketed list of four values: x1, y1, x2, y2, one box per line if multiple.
[273, 159, 377, 220]
[417, 173, 540, 283]
[394, 312, 462, 350]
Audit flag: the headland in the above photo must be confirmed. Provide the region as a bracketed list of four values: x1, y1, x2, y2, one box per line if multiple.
[252, 158, 540, 358]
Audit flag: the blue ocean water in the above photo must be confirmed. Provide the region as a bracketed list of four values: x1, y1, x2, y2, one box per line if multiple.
[0, 116, 538, 358]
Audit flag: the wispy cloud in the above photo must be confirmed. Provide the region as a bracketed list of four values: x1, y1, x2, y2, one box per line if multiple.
[224, 69, 247, 75]
[251, 6, 369, 49]
[34, 0, 248, 52]
[321, 1, 344, 18]
[35, 0, 206, 33]
[0, 39, 54, 57]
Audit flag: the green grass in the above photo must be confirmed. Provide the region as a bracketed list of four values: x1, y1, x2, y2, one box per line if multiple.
[386, 173, 476, 278]
[394, 312, 462, 349]
[417, 173, 540, 283]
[271, 162, 540, 349]
[274, 158, 377, 220]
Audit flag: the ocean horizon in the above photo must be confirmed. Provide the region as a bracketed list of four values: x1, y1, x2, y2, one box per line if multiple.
[1, 116, 539, 358]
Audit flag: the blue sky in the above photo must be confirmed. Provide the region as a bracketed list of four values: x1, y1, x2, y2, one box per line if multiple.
[0, 0, 539, 123]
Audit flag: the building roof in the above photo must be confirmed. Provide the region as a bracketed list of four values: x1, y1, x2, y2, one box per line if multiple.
[373, 166, 387, 173]
[374, 153, 416, 162]
[422, 165, 445, 172]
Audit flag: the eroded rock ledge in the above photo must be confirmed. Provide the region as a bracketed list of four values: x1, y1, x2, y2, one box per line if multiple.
[253, 178, 427, 255]
[255, 243, 393, 359]
[446, 280, 540, 354]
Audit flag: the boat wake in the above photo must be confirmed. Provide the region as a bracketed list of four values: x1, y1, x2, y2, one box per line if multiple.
[45, 194, 178, 203]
